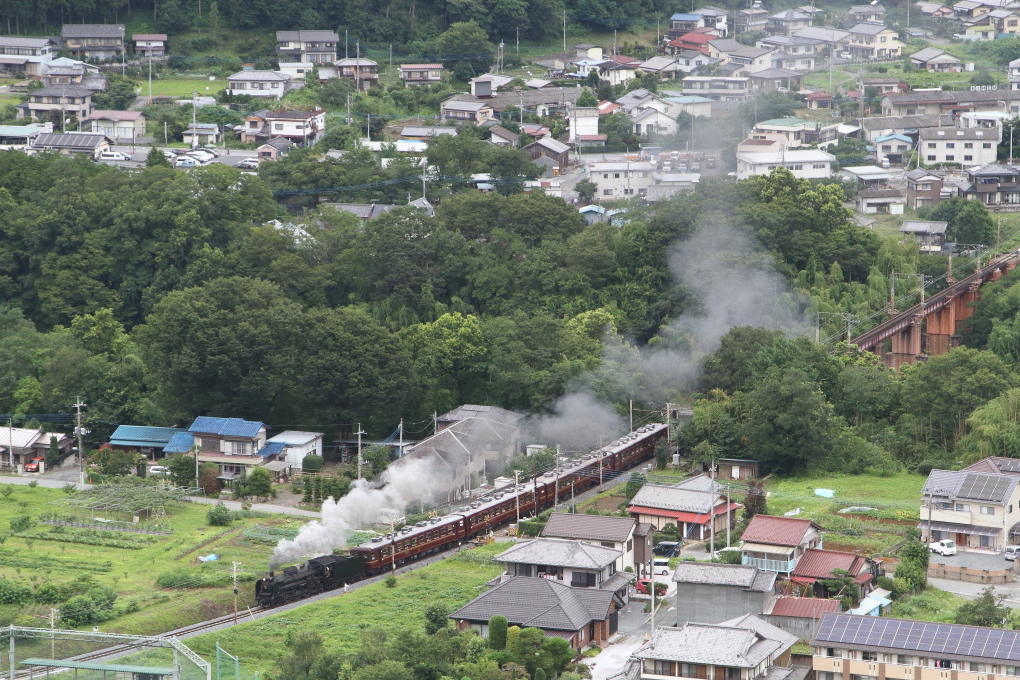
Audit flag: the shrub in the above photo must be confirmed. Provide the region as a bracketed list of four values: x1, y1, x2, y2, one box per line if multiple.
[9, 515, 32, 533]
[488, 615, 508, 649]
[62, 483, 77, 494]
[207, 502, 233, 526]
[0, 578, 31, 605]
[27, 480, 37, 488]
[0, 485, 13, 499]
[302, 454, 324, 473]
[384, 573, 397, 588]
[33, 583, 62, 603]
[424, 602, 449, 635]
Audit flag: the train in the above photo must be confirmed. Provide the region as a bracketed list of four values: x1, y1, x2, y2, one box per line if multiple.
[254, 422, 667, 607]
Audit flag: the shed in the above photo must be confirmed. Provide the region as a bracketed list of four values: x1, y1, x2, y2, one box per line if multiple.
[764, 597, 842, 640]
[523, 136, 570, 173]
[900, 219, 948, 250]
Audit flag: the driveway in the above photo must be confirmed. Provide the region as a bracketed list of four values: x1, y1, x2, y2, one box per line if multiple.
[929, 549, 1015, 571]
[586, 592, 662, 680]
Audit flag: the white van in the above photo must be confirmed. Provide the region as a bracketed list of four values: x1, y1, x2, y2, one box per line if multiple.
[1006, 545, 1020, 560]
[652, 558, 671, 575]
[99, 151, 130, 162]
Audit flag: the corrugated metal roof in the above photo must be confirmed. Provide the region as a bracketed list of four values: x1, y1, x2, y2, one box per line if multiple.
[0, 427, 43, 449]
[108, 425, 188, 448]
[268, 431, 322, 446]
[768, 596, 841, 618]
[189, 417, 264, 438]
[792, 548, 871, 580]
[672, 562, 776, 591]
[254, 441, 287, 457]
[163, 432, 195, 453]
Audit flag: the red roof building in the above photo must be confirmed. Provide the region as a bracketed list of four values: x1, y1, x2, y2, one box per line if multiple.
[789, 548, 879, 599]
[740, 515, 822, 574]
[669, 32, 715, 55]
[628, 475, 743, 541]
[765, 596, 842, 640]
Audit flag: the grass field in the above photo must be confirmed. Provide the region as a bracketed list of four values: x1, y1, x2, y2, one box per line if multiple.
[0, 484, 290, 635]
[147, 77, 225, 99]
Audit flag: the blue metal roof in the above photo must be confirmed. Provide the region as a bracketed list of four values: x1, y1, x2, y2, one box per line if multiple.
[254, 441, 287, 457]
[672, 12, 701, 20]
[109, 425, 188, 448]
[163, 432, 195, 454]
[875, 133, 912, 143]
[189, 416, 264, 438]
[22, 659, 174, 676]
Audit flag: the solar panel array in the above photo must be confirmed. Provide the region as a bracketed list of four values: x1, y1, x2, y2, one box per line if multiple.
[958, 474, 1013, 502]
[998, 459, 1020, 473]
[814, 614, 1020, 661]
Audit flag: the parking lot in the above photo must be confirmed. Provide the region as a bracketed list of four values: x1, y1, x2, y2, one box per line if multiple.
[930, 548, 1015, 571]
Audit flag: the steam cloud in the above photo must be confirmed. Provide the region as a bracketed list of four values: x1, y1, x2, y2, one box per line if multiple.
[270, 457, 441, 567]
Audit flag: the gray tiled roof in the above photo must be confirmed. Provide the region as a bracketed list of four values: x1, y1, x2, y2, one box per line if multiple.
[850, 22, 891, 35]
[61, 24, 124, 38]
[31, 85, 92, 98]
[276, 30, 339, 42]
[495, 538, 622, 569]
[543, 513, 636, 543]
[630, 474, 721, 513]
[228, 70, 290, 82]
[635, 615, 797, 667]
[450, 576, 615, 631]
[0, 37, 54, 48]
[672, 562, 776, 591]
[924, 469, 1019, 503]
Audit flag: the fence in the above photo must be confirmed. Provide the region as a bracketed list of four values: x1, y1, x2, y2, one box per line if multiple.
[927, 561, 1019, 583]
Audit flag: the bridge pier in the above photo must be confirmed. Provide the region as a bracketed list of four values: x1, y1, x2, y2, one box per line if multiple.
[887, 315, 923, 369]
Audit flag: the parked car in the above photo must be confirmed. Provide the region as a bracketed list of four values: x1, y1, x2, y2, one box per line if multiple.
[652, 557, 671, 575]
[236, 158, 260, 170]
[1006, 545, 1020, 560]
[161, 150, 176, 160]
[187, 149, 216, 162]
[636, 579, 667, 596]
[653, 541, 682, 558]
[24, 457, 45, 472]
[174, 157, 197, 168]
[930, 539, 957, 555]
[99, 151, 131, 162]
[149, 465, 170, 476]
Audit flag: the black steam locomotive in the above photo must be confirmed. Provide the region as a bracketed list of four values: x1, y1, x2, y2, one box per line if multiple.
[255, 554, 366, 606]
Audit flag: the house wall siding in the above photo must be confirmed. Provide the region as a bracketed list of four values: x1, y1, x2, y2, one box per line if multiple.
[674, 583, 768, 625]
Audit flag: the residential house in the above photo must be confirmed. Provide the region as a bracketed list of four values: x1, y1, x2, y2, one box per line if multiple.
[849, 3, 887, 22]
[184, 417, 270, 481]
[635, 615, 796, 680]
[132, 34, 167, 58]
[764, 597, 842, 641]
[736, 149, 835, 179]
[960, 110, 1010, 132]
[811, 612, 1020, 680]
[963, 19, 997, 41]
[226, 70, 293, 99]
[738, 136, 787, 154]
[789, 548, 879, 598]
[875, 133, 913, 164]
[747, 68, 803, 91]
[628, 474, 742, 539]
[29, 131, 110, 158]
[916, 1, 954, 17]
[646, 173, 700, 201]
[754, 117, 839, 147]
[256, 108, 326, 146]
[855, 114, 942, 143]
[266, 431, 323, 467]
[899, 220, 949, 251]
[523, 137, 570, 172]
[672, 562, 777, 625]
[669, 32, 716, 55]
[736, 7, 770, 33]
[953, 0, 991, 21]
[488, 125, 520, 146]
[61, 24, 125, 60]
[400, 125, 458, 141]
[336, 58, 378, 91]
[794, 26, 851, 52]
[696, 6, 730, 36]
[81, 110, 145, 143]
[919, 127, 997, 166]
[596, 61, 638, 86]
[573, 44, 604, 60]
[740, 515, 823, 573]
[0, 427, 73, 470]
[440, 99, 495, 123]
[910, 47, 962, 72]
[0, 36, 57, 77]
[18, 84, 92, 121]
[964, 456, 1020, 476]
[182, 123, 221, 147]
[639, 54, 700, 77]
[470, 73, 513, 96]
[278, 62, 316, 80]
[569, 107, 600, 143]
[107, 425, 189, 459]
[43, 58, 105, 90]
[842, 165, 894, 189]
[631, 107, 678, 136]
[274, 30, 339, 64]
[806, 91, 834, 109]
[857, 188, 905, 215]
[0, 122, 52, 149]
[541, 512, 649, 573]
[881, 89, 1020, 116]
[450, 576, 619, 649]
[767, 10, 812, 36]
[445, 88, 581, 117]
[847, 24, 904, 59]
[758, 35, 817, 70]
[587, 160, 655, 200]
[905, 168, 945, 209]
[682, 76, 750, 100]
[399, 64, 443, 86]
[256, 137, 293, 161]
[494, 538, 632, 602]
[711, 42, 774, 74]
[921, 467, 1020, 551]
[859, 75, 907, 94]
[670, 12, 706, 37]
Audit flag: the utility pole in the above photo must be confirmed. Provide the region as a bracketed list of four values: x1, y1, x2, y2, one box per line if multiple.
[726, 482, 731, 547]
[649, 557, 655, 635]
[598, 437, 604, 486]
[515, 469, 521, 523]
[629, 399, 634, 431]
[148, 50, 153, 105]
[356, 424, 366, 479]
[709, 460, 716, 557]
[433, 411, 438, 435]
[74, 398, 87, 487]
[554, 445, 560, 507]
[398, 418, 404, 456]
[191, 91, 198, 149]
[49, 608, 58, 659]
[232, 561, 240, 624]
[563, 10, 566, 53]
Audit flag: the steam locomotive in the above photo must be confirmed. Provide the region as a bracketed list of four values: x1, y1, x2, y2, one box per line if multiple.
[255, 423, 667, 607]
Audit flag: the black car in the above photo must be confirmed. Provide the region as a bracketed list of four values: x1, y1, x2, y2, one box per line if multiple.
[653, 541, 682, 558]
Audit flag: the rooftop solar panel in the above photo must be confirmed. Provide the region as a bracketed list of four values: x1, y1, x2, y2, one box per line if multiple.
[958, 473, 1012, 502]
[998, 459, 1020, 473]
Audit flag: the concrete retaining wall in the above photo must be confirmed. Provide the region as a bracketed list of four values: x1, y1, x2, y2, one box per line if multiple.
[927, 562, 1018, 583]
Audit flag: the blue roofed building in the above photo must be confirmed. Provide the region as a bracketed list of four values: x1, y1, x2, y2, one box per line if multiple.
[188, 417, 270, 481]
[107, 425, 190, 459]
[163, 432, 194, 455]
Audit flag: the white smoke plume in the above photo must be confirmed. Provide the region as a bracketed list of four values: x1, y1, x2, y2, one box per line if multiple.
[270, 457, 442, 567]
[524, 392, 628, 453]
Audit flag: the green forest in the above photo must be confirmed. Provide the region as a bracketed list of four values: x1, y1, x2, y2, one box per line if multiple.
[0, 146, 1015, 478]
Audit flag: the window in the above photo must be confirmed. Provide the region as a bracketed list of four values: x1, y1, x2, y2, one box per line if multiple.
[231, 441, 248, 455]
[603, 189, 612, 195]
[956, 503, 970, 511]
[1006, 667, 1020, 676]
[985, 143, 993, 148]
[614, 173, 620, 178]
[965, 156, 973, 161]
[862, 652, 878, 662]
[928, 142, 937, 149]
[981, 534, 992, 547]
[946, 143, 955, 149]
[927, 155, 936, 161]
[946, 155, 955, 161]
[897, 656, 911, 665]
[965, 143, 974, 149]
[603, 174, 609, 179]
[825, 648, 841, 658]
[652, 661, 673, 675]
[982, 506, 996, 515]
[813, 163, 827, 169]
[971, 664, 986, 673]
[517, 564, 532, 577]
[274, 123, 284, 130]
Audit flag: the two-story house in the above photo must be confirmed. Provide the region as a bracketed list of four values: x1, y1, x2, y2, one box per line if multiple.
[919, 127, 998, 167]
[812, 612, 1020, 680]
[849, 3, 886, 23]
[847, 23, 903, 59]
[255, 108, 326, 146]
[767, 10, 812, 36]
[275, 30, 339, 64]
[439, 99, 495, 123]
[587, 160, 656, 200]
[0, 427, 73, 470]
[682, 75, 750, 100]
[132, 34, 167, 58]
[542, 512, 652, 573]
[673, 562, 777, 626]
[740, 515, 822, 574]
[635, 615, 797, 680]
[736, 149, 835, 179]
[399, 63, 444, 86]
[494, 538, 632, 600]
[957, 164, 1020, 206]
[61, 24, 125, 60]
[17, 84, 92, 121]
[789, 548, 879, 599]
[81, 110, 145, 143]
[226, 70, 293, 99]
[696, 6, 730, 36]
[905, 168, 945, 209]
[629, 475, 742, 539]
[669, 12, 706, 37]
[336, 57, 378, 91]
[921, 468, 1020, 551]
[737, 7, 770, 32]
[266, 431, 324, 467]
[0, 36, 57, 77]
[165, 416, 273, 481]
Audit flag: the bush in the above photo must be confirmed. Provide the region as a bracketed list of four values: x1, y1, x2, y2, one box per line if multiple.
[384, 573, 397, 588]
[0, 578, 31, 605]
[27, 480, 37, 488]
[489, 615, 508, 649]
[33, 583, 62, 603]
[206, 502, 233, 526]
[302, 454, 324, 473]
[9, 515, 32, 533]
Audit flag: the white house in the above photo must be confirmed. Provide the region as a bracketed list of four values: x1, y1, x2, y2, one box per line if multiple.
[631, 108, 678, 136]
[588, 160, 656, 199]
[569, 107, 600, 143]
[919, 126, 998, 166]
[81, 110, 145, 143]
[263, 108, 326, 145]
[0, 36, 57, 77]
[267, 431, 324, 466]
[132, 33, 167, 58]
[735, 149, 835, 179]
[226, 70, 293, 99]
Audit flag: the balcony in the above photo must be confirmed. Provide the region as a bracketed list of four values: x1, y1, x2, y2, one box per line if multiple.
[743, 556, 795, 573]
